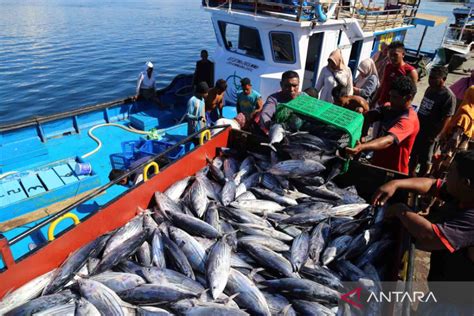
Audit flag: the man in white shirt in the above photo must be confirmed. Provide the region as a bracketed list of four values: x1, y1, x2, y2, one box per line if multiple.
[134, 61, 161, 107]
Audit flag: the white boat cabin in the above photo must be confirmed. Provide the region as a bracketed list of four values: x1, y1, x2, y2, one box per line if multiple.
[203, 0, 419, 103]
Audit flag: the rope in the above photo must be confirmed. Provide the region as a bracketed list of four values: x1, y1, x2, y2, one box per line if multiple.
[0, 171, 17, 180]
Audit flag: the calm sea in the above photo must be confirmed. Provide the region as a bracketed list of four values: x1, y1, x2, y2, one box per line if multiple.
[0, 0, 460, 125]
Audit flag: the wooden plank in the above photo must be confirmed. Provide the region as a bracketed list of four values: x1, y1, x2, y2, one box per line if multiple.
[0, 180, 28, 204]
[37, 169, 64, 190]
[0, 188, 103, 232]
[20, 175, 47, 197]
[53, 164, 78, 185]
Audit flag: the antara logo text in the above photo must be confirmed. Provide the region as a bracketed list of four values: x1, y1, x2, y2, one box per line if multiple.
[341, 288, 437, 309]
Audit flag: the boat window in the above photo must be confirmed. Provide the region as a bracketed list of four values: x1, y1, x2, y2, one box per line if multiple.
[270, 32, 296, 64]
[218, 21, 264, 60]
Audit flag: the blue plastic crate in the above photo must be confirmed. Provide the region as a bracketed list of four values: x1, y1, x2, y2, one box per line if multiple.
[110, 153, 135, 170]
[138, 139, 185, 160]
[121, 140, 145, 159]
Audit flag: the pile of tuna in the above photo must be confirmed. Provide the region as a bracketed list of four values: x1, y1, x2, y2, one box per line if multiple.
[0, 125, 395, 315]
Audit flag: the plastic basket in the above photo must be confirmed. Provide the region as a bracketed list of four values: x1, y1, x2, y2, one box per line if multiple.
[276, 94, 364, 171]
[138, 139, 186, 161]
[121, 140, 145, 159]
[110, 153, 135, 170]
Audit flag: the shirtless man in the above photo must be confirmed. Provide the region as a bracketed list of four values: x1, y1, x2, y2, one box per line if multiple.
[205, 79, 227, 126]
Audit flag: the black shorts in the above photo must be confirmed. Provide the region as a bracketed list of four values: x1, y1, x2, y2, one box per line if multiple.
[411, 135, 436, 164]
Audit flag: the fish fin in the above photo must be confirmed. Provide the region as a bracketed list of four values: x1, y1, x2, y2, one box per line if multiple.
[260, 142, 277, 152]
[218, 292, 240, 306]
[249, 268, 265, 281]
[198, 289, 209, 301]
[281, 304, 293, 316]
[289, 131, 308, 136]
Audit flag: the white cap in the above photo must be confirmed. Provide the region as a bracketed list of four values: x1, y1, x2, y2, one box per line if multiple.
[146, 61, 154, 69]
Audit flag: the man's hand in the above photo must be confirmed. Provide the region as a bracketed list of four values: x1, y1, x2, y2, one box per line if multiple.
[345, 141, 364, 157]
[372, 180, 399, 206]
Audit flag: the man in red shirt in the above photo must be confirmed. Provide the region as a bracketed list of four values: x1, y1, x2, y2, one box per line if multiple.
[346, 76, 419, 174]
[371, 41, 418, 107]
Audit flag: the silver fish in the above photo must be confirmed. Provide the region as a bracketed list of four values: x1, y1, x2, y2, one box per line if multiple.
[291, 231, 310, 272]
[185, 178, 209, 218]
[230, 199, 284, 214]
[225, 269, 271, 316]
[321, 235, 353, 266]
[242, 243, 298, 278]
[221, 179, 237, 206]
[102, 214, 144, 257]
[238, 235, 290, 252]
[165, 176, 192, 202]
[151, 230, 166, 268]
[78, 279, 126, 316]
[169, 226, 207, 273]
[91, 272, 145, 293]
[268, 159, 326, 177]
[0, 270, 56, 315]
[118, 284, 199, 304]
[137, 241, 152, 266]
[206, 239, 232, 299]
[75, 298, 100, 316]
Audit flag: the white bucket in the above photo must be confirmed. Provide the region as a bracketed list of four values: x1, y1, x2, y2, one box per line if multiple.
[75, 162, 92, 176]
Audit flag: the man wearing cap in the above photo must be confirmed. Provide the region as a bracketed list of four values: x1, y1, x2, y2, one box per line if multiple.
[135, 61, 161, 106]
[186, 82, 209, 140]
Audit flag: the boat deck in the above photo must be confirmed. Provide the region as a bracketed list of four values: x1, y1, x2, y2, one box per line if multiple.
[0, 105, 190, 269]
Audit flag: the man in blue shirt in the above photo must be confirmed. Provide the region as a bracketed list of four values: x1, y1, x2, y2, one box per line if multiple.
[237, 78, 263, 119]
[187, 82, 209, 136]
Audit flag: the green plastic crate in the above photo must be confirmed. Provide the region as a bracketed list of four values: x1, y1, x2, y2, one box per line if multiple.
[275, 94, 364, 171]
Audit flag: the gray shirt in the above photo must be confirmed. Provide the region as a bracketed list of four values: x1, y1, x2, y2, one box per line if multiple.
[259, 91, 296, 133]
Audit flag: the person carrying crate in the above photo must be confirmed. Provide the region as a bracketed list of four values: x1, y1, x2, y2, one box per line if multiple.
[345, 76, 419, 175]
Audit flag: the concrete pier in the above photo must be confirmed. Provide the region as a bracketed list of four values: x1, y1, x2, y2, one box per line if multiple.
[413, 54, 474, 105]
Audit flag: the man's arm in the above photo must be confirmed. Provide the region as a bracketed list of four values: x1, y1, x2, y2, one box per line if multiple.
[346, 135, 395, 157]
[252, 97, 264, 117]
[218, 95, 224, 118]
[372, 177, 437, 205]
[387, 204, 445, 251]
[409, 69, 419, 83]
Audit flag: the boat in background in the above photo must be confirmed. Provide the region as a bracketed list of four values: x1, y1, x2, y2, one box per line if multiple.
[1, 0, 438, 272]
[439, 0, 473, 70]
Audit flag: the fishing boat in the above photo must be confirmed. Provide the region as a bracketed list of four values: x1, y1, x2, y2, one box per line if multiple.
[439, 0, 474, 69]
[1, 0, 436, 272]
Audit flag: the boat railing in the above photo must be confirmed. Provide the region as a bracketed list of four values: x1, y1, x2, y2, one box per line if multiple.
[203, 0, 417, 29]
[441, 17, 474, 51]
[335, 5, 415, 32]
[203, 0, 338, 22]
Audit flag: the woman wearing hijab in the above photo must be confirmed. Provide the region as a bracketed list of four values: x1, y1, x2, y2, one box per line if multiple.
[315, 49, 353, 103]
[373, 42, 389, 80]
[353, 58, 379, 105]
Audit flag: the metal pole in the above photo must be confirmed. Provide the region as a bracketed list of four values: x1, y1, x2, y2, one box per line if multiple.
[416, 25, 428, 57]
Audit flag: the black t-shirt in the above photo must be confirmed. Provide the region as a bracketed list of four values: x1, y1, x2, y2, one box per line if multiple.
[417, 86, 456, 138]
[427, 182, 474, 282]
[193, 60, 214, 88]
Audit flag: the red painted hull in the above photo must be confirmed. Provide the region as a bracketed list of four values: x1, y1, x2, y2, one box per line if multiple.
[0, 128, 231, 298]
